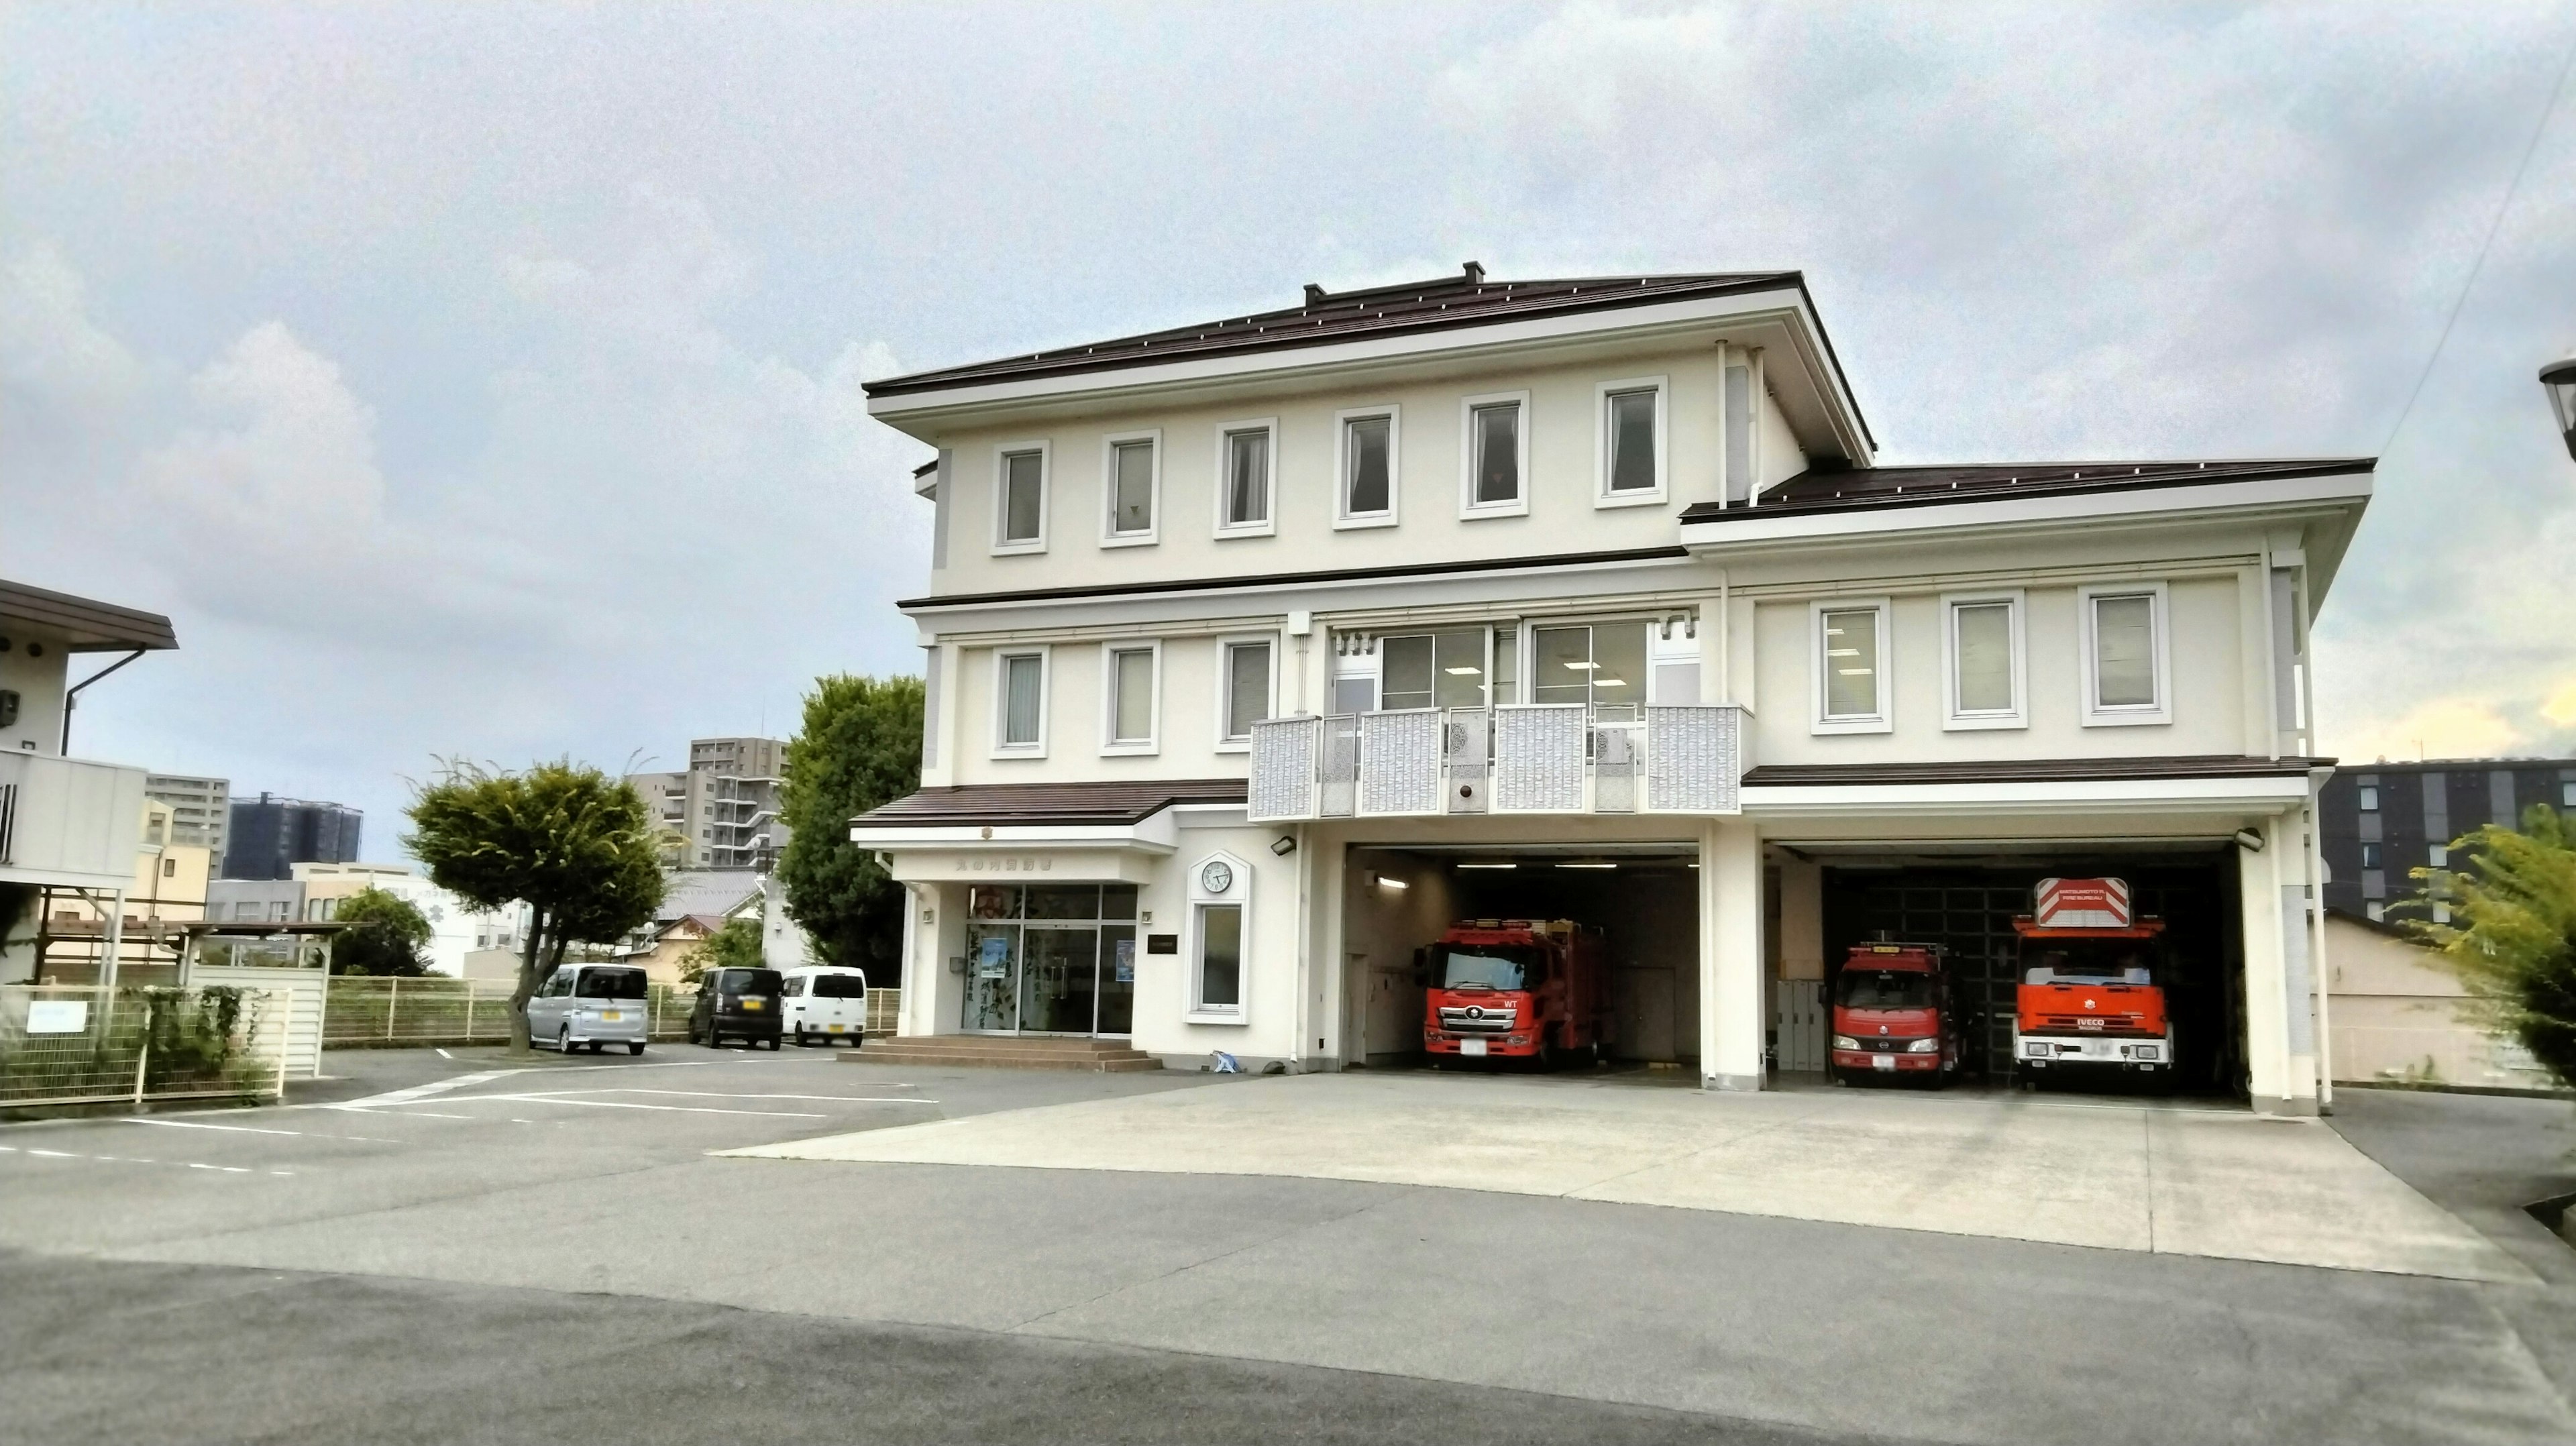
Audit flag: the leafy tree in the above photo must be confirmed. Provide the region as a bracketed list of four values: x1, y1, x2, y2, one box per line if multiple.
[678, 915, 764, 985]
[406, 761, 666, 1053]
[2408, 804, 2576, 1089]
[329, 886, 433, 977]
[777, 674, 923, 978]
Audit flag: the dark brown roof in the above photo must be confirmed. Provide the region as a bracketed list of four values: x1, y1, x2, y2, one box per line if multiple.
[856, 779, 1250, 828]
[1743, 755, 2330, 787]
[865, 267, 1811, 400]
[0, 578, 178, 651]
[1681, 457, 2372, 525]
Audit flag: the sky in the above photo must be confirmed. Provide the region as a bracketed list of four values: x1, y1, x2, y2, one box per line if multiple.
[5, 1, 2574, 865]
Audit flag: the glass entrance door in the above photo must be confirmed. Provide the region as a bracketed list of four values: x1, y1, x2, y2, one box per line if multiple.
[958, 882, 1139, 1036]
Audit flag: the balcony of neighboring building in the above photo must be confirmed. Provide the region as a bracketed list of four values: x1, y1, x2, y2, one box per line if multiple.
[0, 751, 152, 891]
[1246, 704, 1746, 823]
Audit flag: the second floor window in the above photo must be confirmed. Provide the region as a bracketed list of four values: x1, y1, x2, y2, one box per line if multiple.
[1221, 639, 1272, 744]
[998, 651, 1046, 751]
[1380, 630, 1487, 711]
[1813, 602, 1890, 733]
[2082, 583, 2169, 725]
[996, 446, 1046, 550]
[1465, 395, 1525, 513]
[1219, 423, 1274, 533]
[1105, 644, 1157, 751]
[1944, 593, 2025, 729]
[1599, 378, 1666, 502]
[1531, 622, 1646, 712]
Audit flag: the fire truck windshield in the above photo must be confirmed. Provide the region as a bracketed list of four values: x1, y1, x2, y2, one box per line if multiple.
[1837, 970, 1935, 1008]
[2025, 940, 2155, 985]
[1438, 945, 1546, 991]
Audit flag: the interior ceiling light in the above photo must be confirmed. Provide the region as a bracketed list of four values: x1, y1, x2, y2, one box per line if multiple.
[1377, 875, 1410, 890]
[1564, 661, 1599, 671]
[1556, 861, 1617, 870]
[1443, 666, 1482, 675]
[1454, 861, 1517, 870]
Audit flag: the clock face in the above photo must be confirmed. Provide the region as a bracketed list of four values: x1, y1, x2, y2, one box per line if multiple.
[1199, 860, 1234, 895]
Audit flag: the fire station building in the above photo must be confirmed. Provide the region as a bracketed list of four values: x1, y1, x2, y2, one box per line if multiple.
[849, 267, 2366, 1117]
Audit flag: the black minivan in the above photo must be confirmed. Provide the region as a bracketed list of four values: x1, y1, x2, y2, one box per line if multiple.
[688, 966, 785, 1050]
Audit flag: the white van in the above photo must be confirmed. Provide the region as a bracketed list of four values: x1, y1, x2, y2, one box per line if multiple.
[780, 966, 869, 1048]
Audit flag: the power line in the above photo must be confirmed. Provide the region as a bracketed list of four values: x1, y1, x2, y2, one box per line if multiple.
[2381, 23, 2576, 457]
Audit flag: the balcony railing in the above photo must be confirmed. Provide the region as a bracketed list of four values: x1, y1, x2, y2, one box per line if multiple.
[1248, 704, 1744, 824]
[0, 752, 150, 886]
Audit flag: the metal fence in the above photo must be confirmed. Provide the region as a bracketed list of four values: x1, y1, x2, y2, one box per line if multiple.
[320, 977, 903, 1048]
[1, 984, 292, 1109]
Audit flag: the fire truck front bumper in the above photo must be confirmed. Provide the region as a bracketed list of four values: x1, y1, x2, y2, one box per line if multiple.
[1426, 1032, 1538, 1058]
[2015, 1034, 2169, 1070]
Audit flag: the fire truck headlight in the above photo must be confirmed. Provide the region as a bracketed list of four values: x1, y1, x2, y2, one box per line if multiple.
[2023, 1041, 2049, 1058]
[1906, 1038, 1939, 1054]
[2134, 1044, 2161, 1061]
[1831, 1035, 1860, 1052]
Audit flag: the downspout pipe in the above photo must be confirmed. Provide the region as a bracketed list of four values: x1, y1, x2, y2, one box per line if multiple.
[60, 648, 146, 754]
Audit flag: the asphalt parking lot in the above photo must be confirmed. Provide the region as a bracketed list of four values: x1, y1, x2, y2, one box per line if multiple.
[3, 1046, 2571, 1445]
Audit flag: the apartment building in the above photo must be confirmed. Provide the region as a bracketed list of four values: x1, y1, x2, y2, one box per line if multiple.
[848, 266, 2367, 1116]
[629, 736, 790, 869]
[221, 792, 362, 881]
[144, 773, 231, 855]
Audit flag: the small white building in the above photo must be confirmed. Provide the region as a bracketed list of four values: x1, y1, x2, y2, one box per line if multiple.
[849, 268, 2366, 1116]
[293, 862, 528, 977]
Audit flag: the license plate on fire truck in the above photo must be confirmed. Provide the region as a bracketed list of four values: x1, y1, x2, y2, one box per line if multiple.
[1871, 1054, 1896, 1071]
[1460, 1040, 1487, 1057]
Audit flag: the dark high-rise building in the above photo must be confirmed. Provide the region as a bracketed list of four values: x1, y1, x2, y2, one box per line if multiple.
[221, 793, 364, 881]
[2317, 759, 2576, 922]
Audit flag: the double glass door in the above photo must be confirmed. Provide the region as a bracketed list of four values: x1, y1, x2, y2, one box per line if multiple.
[962, 883, 1138, 1036]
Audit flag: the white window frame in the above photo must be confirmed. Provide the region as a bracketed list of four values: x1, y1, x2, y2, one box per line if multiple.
[990, 441, 1050, 555]
[1099, 429, 1161, 548]
[1332, 404, 1401, 529]
[1939, 589, 2027, 731]
[1184, 851, 1251, 1023]
[990, 646, 1051, 759]
[2078, 581, 2172, 726]
[1098, 639, 1162, 757]
[1810, 598, 1892, 735]
[1212, 417, 1279, 539]
[1593, 374, 1668, 508]
[1458, 389, 1532, 519]
[1214, 634, 1277, 753]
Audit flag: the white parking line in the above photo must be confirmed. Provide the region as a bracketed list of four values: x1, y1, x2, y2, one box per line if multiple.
[3, 1144, 294, 1177]
[125, 1118, 402, 1144]
[435, 1093, 826, 1119]
[560, 1089, 940, 1105]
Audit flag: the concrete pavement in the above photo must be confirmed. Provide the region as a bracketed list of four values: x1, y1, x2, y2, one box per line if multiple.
[727, 1068, 2530, 1281]
[1, 1047, 2570, 1444]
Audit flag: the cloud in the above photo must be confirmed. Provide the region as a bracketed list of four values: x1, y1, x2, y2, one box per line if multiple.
[2335, 697, 2528, 766]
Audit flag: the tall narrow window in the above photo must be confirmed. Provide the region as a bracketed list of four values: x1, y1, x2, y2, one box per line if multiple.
[2082, 585, 2168, 724]
[1196, 903, 1242, 1011]
[1471, 401, 1521, 507]
[1813, 602, 1890, 732]
[2358, 784, 2379, 812]
[1108, 438, 1155, 539]
[1222, 640, 1272, 742]
[1107, 646, 1156, 749]
[1342, 412, 1393, 520]
[998, 447, 1045, 548]
[1221, 425, 1272, 530]
[999, 652, 1044, 750]
[1599, 379, 1665, 502]
[1943, 593, 2024, 729]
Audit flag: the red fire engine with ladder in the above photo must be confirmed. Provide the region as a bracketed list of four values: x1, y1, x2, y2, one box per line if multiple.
[2012, 877, 2175, 1084]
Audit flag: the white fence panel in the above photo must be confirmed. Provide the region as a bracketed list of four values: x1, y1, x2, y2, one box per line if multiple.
[1493, 706, 1587, 814]
[1246, 716, 1320, 822]
[1357, 710, 1443, 816]
[1647, 704, 1744, 815]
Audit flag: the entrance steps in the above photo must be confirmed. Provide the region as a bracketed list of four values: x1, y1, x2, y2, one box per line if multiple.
[847, 1035, 1161, 1073]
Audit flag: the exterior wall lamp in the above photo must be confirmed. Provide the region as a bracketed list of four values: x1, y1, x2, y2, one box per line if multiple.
[2543, 355, 2576, 463]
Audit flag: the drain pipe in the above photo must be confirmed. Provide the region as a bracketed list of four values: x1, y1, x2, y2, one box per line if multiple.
[60, 648, 145, 754]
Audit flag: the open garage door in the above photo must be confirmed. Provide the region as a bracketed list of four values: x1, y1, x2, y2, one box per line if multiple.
[1806, 844, 2246, 1096]
[1343, 844, 1699, 1068]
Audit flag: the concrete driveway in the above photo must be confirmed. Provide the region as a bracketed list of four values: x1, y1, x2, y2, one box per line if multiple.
[729, 1069, 2532, 1282]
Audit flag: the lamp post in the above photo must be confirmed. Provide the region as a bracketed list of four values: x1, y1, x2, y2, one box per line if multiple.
[2544, 355, 2576, 463]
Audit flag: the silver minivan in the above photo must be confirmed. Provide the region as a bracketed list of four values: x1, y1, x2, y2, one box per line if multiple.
[526, 963, 650, 1054]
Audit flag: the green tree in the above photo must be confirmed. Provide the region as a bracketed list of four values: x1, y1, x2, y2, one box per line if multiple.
[678, 915, 764, 985]
[405, 760, 666, 1053]
[777, 673, 923, 978]
[2408, 804, 2576, 1089]
[329, 886, 433, 977]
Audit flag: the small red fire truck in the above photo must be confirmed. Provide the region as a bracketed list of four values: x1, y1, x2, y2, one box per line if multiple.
[1829, 942, 1962, 1085]
[1421, 919, 1607, 1066]
[2012, 877, 2174, 1084]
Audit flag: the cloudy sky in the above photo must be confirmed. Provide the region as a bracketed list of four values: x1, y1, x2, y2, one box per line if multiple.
[6, 1, 2573, 862]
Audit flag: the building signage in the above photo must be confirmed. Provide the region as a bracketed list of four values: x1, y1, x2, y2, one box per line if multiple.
[950, 855, 1055, 874]
[25, 1000, 89, 1034]
[1146, 933, 1179, 955]
[2035, 877, 2133, 930]
[975, 936, 1012, 979]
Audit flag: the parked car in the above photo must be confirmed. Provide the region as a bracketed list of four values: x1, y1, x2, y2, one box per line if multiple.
[688, 966, 785, 1049]
[783, 965, 869, 1048]
[526, 963, 650, 1055]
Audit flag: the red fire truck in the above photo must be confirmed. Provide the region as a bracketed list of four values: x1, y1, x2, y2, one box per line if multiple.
[1829, 942, 1963, 1085]
[1422, 919, 1607, 1066]
[2012, 877, 2175, 1084]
